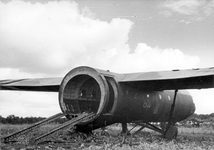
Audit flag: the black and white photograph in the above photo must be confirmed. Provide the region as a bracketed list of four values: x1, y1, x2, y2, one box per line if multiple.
[0, 0, 214, 149]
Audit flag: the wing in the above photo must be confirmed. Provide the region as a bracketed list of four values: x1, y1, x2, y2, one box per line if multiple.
[0, 77, 63, 92]
[1, 67, 214, 92]
[119, 67, 214, 90]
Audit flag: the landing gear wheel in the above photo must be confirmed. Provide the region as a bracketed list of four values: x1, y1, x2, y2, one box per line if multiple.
[164, 125, 178, 140]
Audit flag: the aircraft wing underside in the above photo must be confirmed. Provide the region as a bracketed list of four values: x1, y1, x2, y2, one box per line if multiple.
[0, 67, 214, 92]
[120, 67, 214, 90]
[0, 77, 62, 92]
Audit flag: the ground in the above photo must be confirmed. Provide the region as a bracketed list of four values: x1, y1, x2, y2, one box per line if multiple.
[1, 124, 214, 150]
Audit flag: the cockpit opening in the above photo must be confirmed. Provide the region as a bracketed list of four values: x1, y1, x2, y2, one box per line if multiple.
[63, 75, 101, 114]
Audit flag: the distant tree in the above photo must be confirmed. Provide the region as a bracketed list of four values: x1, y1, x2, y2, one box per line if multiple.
[0, 115, 3, 123]
[6, 115, 16, 124]
[210, 113, 214, 118]
[0, 115, 70, 124]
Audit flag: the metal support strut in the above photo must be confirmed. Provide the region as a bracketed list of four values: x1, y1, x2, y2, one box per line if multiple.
[164, 89, 178, 140]
[169, 89, 178, 125]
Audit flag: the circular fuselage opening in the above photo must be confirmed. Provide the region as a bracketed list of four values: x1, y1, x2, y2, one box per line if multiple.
[63, 75, 101, 114]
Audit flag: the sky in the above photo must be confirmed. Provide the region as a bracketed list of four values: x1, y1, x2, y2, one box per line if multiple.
[0, 0, 214, 117]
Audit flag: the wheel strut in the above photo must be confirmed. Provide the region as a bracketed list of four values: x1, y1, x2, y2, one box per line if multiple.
[169, 89, 178, 125]
[164, 89, 178, 140]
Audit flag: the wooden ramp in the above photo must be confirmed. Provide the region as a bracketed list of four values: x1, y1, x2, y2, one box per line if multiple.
[1, 112, 95, 144]
[34, 112, 95, 143]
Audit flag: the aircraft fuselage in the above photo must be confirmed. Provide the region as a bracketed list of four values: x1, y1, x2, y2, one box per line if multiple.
[58, 66, 195, 131]
[76, 90, 195, 131]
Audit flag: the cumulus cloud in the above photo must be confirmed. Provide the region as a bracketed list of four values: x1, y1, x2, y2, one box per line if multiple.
[162, 0, 214, 19]
[0, 0, 202, 117]
[107, 43, 200, 73]
[0, 1, 133, 76]
[0, 0, 200, 77]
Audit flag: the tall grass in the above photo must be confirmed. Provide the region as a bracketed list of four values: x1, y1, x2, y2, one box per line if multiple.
[1, 124, 214, 150]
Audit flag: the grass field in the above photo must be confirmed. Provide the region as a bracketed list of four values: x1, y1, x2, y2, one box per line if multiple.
[1, 123, 214, 150]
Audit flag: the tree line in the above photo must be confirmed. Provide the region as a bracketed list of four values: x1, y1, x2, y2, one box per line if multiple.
[0, 115, 67, 124]
[0, 113, 213, 125]
[190, 113, 214, 122]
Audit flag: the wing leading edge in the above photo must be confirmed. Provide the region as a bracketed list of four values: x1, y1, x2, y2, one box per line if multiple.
[0, 67, 214, 92]
[119, 67, 214, 90]
[0, 77, 62, 92]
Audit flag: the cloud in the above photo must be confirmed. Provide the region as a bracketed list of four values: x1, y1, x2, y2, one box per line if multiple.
[0, 1, 133, 75]
[0, 0, 202, 117]
[163, 0, 203, 15]
[0, 0, 200, 76]
[102, 43, 200, 73]
[162, 0, 214, 19]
